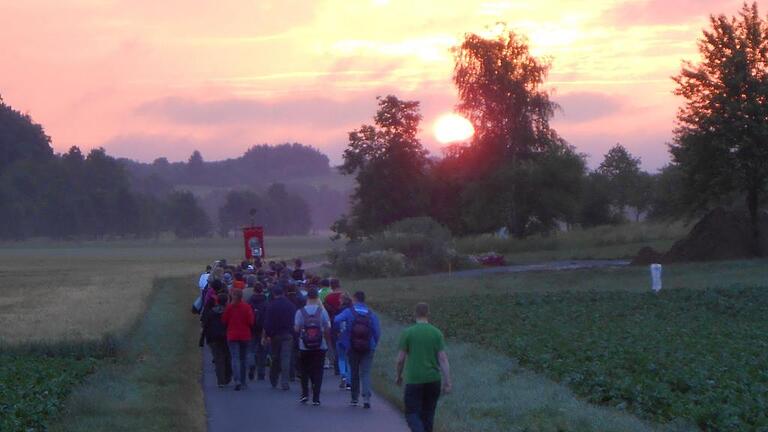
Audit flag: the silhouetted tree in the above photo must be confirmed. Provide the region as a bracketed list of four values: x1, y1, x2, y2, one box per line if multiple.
[336, 95, 430, 237]
[671, 2, 768, 254]
[165, 191, 213, 238]
[597, 144, 642, 216]
[579, 172, 624, 227]
[0, 97, 53, 171]
[453, 28, 561, 172]
[218, 189, 264, 236]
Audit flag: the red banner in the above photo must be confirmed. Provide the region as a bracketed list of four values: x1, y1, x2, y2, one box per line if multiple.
[242, 226, 265, 260]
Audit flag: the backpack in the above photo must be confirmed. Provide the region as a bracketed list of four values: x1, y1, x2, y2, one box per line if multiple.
[350, 309, 372, 352]
[300, 307, 324, 350]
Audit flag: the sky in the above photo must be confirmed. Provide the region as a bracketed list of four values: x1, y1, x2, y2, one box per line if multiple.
[0, 0, 745, 170]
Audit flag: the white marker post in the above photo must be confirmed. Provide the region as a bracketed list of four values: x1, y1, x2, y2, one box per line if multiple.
[650, 263, 663, 293]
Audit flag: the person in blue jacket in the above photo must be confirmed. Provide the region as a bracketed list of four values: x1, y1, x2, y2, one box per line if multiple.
[333, 291, 381, 408]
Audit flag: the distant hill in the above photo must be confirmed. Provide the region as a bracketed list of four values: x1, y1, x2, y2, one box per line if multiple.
[119, 143, 351, 231]
[119, 143, 332, 187]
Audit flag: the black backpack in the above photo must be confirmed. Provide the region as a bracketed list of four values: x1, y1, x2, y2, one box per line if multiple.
[300, 307, 324, 350]
[350, 309, 372, 352]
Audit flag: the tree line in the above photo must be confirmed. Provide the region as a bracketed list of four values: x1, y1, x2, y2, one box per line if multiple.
[334, 3, 766, 246]
[0, 97, 313, 240]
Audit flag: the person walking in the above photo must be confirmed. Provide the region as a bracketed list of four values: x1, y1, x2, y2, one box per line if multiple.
[247, 284, 268, 381]
[323, 280, 346, 381]
[396, 302, 452, 432]
[222, 288, 254, 391]
[263, 286, 297, 390]
[294, 288, 331, 406]
[334, 291, 380, 408]
[202, 292, 232, 388]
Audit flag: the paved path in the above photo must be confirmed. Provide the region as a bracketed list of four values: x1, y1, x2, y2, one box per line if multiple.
[447, 259, 630, 278]
[203, 348, 409, 432]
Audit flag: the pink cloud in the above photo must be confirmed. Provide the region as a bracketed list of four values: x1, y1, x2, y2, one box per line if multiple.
[603, 0, 742, 26]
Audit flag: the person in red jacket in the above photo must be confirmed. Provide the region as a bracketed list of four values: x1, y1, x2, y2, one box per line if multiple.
[222, 288, 254, 391]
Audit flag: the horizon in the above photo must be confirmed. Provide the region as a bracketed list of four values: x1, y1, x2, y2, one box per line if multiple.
[0, 0, 744, 171]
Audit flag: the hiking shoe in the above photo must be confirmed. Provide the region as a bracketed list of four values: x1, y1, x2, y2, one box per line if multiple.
[217, 384, 225, 390]
[299, 396, 308, 404]
[234, 384, 242, 391]
[339, 379, 346, 389]
[346, 384, 352, 391]
[350, 400, 359, 407]
[363, 402, 371, 409]
[313, 400, 321, 406]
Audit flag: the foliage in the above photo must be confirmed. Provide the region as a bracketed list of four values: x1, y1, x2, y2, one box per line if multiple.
[336, 96, 431, 237]
[597, 143, 643, 215]
[1, 354, 97, 432]
[120, 142, 331, 188]
[579, 172, 625, 227]
[216, 185, 314, 236]
[428, 29, 587, 238]
[453, 28, 561, 167]
[375, 285, 768, 431]
[330, 217, 465, 277]
[165, 191, 213, 238]
[0, 98, 53, 172]
[671, 2, 768, 251]
[459, 146, 586, 236]
[331, 249, 409, 278]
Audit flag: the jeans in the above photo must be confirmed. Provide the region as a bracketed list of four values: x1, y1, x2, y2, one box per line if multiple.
[299, 349, 326, 402]
[248, 335, 267, 378]
[269, 333, 293, 388]
[404, 381, 441, 432]
[336, 342, 350, 383]
[208, 338, 231, 386]
[228, 340, 249, 386]
[348, 349, 374, 402]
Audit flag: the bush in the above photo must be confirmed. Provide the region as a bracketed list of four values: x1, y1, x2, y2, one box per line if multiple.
[355, 250, 409, 278]
[330, 217, 468, 277]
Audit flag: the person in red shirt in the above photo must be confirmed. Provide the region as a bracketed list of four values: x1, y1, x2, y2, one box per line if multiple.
[222, 288, 254, 391]
[232, 272, 246, 291]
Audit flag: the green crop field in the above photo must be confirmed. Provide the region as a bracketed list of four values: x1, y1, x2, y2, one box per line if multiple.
[354, 259, 768, 432]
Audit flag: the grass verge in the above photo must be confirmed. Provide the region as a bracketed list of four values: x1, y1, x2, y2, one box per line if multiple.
[49, 276, 205, 432]
[370, 315, 662, 432]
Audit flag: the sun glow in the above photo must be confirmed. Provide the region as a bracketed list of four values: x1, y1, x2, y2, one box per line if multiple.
[433, 113, 475, 144]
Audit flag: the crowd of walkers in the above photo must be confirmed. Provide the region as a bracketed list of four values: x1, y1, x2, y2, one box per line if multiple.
[194, 258, 452, 432]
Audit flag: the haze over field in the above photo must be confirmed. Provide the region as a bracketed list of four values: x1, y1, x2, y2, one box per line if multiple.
[0, 0, 743, 169]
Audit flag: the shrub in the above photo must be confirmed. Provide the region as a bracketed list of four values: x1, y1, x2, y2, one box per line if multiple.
[330, 217, 468, 277]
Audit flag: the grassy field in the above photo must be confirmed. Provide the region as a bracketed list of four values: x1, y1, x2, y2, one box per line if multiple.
[456, 222, 688, 263]
[0, 235, 332, 431]
[0, 235, 332, 343]
[352, 259, 768, 432]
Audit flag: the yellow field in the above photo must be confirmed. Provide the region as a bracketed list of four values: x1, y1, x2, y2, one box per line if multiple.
[0, 236, 333, 344]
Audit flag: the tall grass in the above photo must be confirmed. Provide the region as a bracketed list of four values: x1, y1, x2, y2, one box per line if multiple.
[50, 276, 205, 432]
[455, 222, 688, 257]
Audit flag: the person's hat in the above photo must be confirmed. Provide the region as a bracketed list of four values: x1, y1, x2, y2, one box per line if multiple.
[330, 278, 340, 289]
[307, 287, 319, 299]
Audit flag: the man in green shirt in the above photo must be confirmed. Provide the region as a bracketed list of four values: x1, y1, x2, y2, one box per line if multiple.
[396, 302, 452, 432]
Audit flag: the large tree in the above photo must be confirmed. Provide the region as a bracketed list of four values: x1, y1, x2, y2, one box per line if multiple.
[671, 2, 768, 254]
[336, 95, 430, 237]
[453, 29, 561, 171]
[432, 29, 584, 236]
[597, 143, 642, 216]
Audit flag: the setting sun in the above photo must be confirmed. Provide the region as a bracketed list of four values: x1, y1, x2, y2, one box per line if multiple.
[433, 113, 475, 144]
